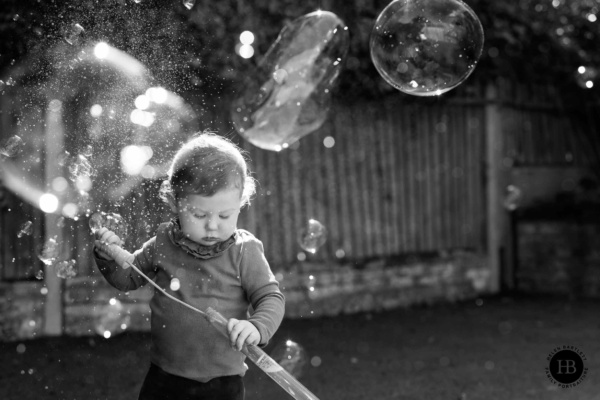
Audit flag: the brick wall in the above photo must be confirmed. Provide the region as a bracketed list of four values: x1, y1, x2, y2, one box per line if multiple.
[517, 220, 600, 297]
[0, 251, 489, 341]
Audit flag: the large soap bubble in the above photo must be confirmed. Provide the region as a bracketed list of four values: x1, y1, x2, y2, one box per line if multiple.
[0, 41, 199, 219]
[231, 10, 349, 151]
[370, 0, 484, 96]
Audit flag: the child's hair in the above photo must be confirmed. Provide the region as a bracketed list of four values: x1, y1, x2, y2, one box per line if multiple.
[161, 132, 256, 207]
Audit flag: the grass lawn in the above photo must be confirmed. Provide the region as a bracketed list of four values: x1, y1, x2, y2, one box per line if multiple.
[1, 294, 598, 400]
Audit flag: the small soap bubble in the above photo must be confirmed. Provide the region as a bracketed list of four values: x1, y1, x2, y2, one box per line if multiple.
[370, 0, 484, 96]
[35, 270, 44, 280]
[298, 219, 327, 254]
[63, 23, 85, 45]
[270, 340, 308, 378]
[68, 154, 94, 183]
[17, 221, 33, 238]
[94, 298, 130, 338]
[88, 212, 128, 239]
[55, 259, 77, 279]
[183, 0, 195, 10]
[272, 68, 288, 84]
[38, 238, 59, 265]
[503, 185, 522, 211]
[0, 135, 24, 157]
[88, 212, 104, 234]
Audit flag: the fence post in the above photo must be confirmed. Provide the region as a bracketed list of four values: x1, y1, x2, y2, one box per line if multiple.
[485, 81, 506, 293]
[43, 99, 64, 336]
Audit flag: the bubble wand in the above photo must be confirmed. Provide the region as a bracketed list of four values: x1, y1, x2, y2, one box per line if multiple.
[94, 240, 320, 400]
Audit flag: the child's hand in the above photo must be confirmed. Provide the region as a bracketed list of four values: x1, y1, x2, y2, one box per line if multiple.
[227, 319, 261, 351]
[94, 227, 124, 261]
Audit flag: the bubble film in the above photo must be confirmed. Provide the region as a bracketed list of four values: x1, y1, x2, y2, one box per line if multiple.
[55, 259, 77, 279]
[231, 11, 349, 151]
[0, 41, 199, 218]
[0, 135, 24, 157]
[297, 219, 327, 254]
[370, 0, 484, 96]
[94, 298, 131, 338]
[270, 339, 309, 379]
[38, 237, 59, 266]
[17, 221, 33, 238]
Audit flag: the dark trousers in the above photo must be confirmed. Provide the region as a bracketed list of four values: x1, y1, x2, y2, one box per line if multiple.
[138, 363, 245, 400]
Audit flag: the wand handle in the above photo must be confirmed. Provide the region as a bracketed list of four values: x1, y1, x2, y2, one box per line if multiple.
[95, 241, 135, 269]
[205, 308, 320, 400]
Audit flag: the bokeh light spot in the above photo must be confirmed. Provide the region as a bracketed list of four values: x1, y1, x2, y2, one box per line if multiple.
[94, 42, 110, 59]
[240, 30, 255, 45]
[39, 193, 59, 213]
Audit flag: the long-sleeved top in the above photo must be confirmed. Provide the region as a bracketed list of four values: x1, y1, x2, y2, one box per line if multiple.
[94, 222, 285, 382]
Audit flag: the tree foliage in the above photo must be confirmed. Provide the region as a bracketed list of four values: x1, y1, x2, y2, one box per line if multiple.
[1, 0, 599, 100]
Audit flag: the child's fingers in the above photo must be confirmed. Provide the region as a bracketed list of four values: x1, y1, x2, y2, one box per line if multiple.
[94, 227, 108, 240]
[228, 320, 260, 351]
[228, 318, 242, 348]
[99, 231, 121, 244]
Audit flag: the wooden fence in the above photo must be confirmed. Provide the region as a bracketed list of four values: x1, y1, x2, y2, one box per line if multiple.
[1, 81, 594, 281]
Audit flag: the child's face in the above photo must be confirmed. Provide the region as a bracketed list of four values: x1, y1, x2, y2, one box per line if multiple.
[176, 186, 242, 246]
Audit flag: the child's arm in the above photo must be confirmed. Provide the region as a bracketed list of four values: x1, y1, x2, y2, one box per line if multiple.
[235, 237, 286, 347]
[93, 227, 156, 291]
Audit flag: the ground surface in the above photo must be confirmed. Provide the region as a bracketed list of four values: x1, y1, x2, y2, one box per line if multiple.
[1, 294, 599, 400]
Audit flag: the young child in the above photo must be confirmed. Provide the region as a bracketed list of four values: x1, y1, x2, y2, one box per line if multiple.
[93, 132, 285, 400]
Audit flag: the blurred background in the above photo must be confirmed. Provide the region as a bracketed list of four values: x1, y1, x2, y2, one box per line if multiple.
[0, 0, 599, 399]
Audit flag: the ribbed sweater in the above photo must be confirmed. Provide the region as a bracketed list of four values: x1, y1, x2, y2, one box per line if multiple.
[94, 223, 285, 382]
